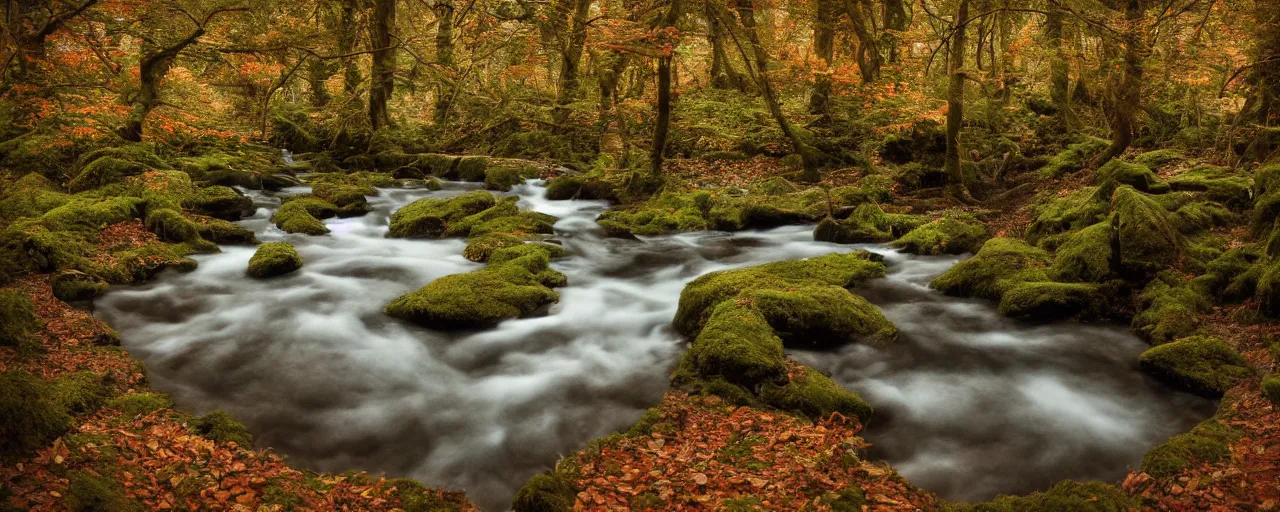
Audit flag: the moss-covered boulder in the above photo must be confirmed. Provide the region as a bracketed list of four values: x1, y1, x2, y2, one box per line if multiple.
[997, 282, 1101, 320]
[194, 217, 258, 245]
[813, 203, 902, 244]
[1026, 185, 1113, 245]
[1111, 187, 1184, 276]
[484, 166, 525, 192]
[451, 156, 489, 182]
[51, 270, 108, 302]
[749, 285, 898, 347]
[0, 371, 72, 462]
[1167, 166, 1253, 210]
[1094, 160, 1169, 193]
[1040, 137, 1110, 178]
[1171, 201, 1235, 234]
[311, 183, 374, 218]
[684, 301, 788, 388]
[545, 176, 618, 201]
[0, 289, 40, 347]
[193, 410, 253, 447]
[247, 242, 302, 278]
[67, 156, 149, 192]
[1132, 272, 1210, 344]
[0, 173, 70, 220]
[1257, 258, 1280, 318]
[39, 197, 143, 233]
[759, 366, 873, 422]
[1138, 336, 1250, 397]
[384, 244, 564, 329]
[1140, 419, 1235, 479]
[272, 197, 336, 235]
[891, 215, 989, 255]
[184, 186, 253, 220]
[956, 480, 1134, 512]
[1133, 149, 1183, 169]
[931, 238, 1051, 300]
[1192, 246, 1263, 302]
[144, 208, 202, 243]
[1263, 375, 1280, 405]
[599, 192, 709, 235]
[1052, 222, 1115, 282]
[387, 191, 496, 238]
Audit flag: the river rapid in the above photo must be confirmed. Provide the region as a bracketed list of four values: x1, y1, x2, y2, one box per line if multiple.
[94, 180, 1215, 511]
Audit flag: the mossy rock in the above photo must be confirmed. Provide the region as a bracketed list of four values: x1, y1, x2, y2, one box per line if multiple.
[1262, 375, 1280, 405]
[1138, 336, 1251, 398]
[1257, 258, 1280, 318]
[67, 156, 149, 192]
[1094, 160, 1169, 193]
[1171, 201, 1235, 234]
[759, 366, 872, 422]
[1132, 272, 1210, 344]
[194, 217, 257, 245]
[184, 186, 252, 220]
[311, 183, 374, 218]
[891, 215, 989, 255]
[64, 469, 146, 512]
[1039, 137, 1109, 178]
[247, 242, 302, 278]
[1111, 187, 1185, 276]
[144, 208, 202, 243]
[107, 392, 172, 418]
[51, 270, 108, 302]
[388, 191, 497, 238]
[484, 166, 525, 192]
[454, 156, 490, 182]
[0, 174, 71, 220]
[0, 289, 41, 347]
[813, 203, 897, 244]
[1140, 419, 1235, 479]
[391, 477, 471, 512]
[997, 282, 1101, 321]
[674, 252, 886, 336]
[957, 480, 1134, 512]
[272, 198, 336, 235]
[600, 192, 710, 235]
[193, 410, 253, 447]
[1052, 222, 1115, 283]
[511, 470, 576, 512]
[685, 302, 788, 388]
[1133, 149, 1183, 169]
[1026, 185, 1113, 245]
[1191, 246, 1262, 302]
[462, 233, 526, 262]
[39, 197, 143, 233]
[544, 176, 618, 201]
[384, 245, 562, 329]
[932, 238, 1052, 300]
[1167, 166, 1252, 210]
[748, 286, 898, 347]
[0, 371, 72, 462]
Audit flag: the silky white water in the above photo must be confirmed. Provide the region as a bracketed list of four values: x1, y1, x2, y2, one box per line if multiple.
[94, 180, 1213, 510]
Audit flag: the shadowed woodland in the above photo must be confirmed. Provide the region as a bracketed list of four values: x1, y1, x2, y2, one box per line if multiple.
[1, 0, 1280, 510]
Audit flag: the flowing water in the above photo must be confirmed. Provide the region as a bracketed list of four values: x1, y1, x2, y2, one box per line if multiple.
[94, 180, 1215, 511]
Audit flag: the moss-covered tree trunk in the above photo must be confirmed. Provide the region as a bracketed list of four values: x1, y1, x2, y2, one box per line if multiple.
[738, 0, 821, 182]
[369, 0, 397, 130]
[340, 0, 362, 95]
[1045, 7, 1071, 121]
[1254, 0, 1280, 124]
[841, 0, 881, 83]
[706, 1, 746, 91]
[433, 0, 456, 124]
[809, 0, 836, 116]
[881, 0, 907, 64]
[944, 0, 969, 199]
[118, 28, 209, 142]
[650, 0, 682, 178]
[1097, 0, 1146, 166]
[551, 0, 593, 128]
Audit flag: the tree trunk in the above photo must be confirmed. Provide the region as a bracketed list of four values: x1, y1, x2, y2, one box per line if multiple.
[307, 59, 333, 107]
[944, 0, 969, 198]
[369, 0, 397, 130]
[1096, 0, 1145, 165]
[340, 0, 361, 94]
[1045, 7, 1071, 122]
[842, 0, 881, 82]
[433, 0, 456, 124]
[809, 0, 835, 115]
[650, 0, 682, 178]
[881, 0, 907, 64]
[738, 0, 820, 181]
[118, 24, 210, 142]
[552, 0, 593, 128]
[706, 2, 745, 90]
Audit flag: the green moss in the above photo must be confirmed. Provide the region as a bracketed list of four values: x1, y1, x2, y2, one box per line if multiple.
[1140, 419, 1235, 479]
[827, 486, 868, 512]
[1167, 166, 1252, 210]
[484, 166, 524, 192]
[1052, 222, 1115, 283]
[814, 203, 895, 244]
[931, 238, 1051, 300]
[0, 289, 40, 346]
[107, 392, 172, 418]
[183, 185, 252, 220]
[1040, 137, 1110, 178]
[467, 211, 557, 239]
[388, 191, 497, 238]
[1111, 187, 1185, 276]
[0, 371, 72, 461]
[311, 183, 374, 217]
[1132, 272, 1211, 344]
[1262, 375, 1280, 405]
[545, 176, 617, 201]
[601, 192, 710, 235]
[0, 174, 70, 220]
[674, 252, 885, 336]
[1138, 336, 1251, 397]
[39, 197, 143, 233]
[1257, 258, 1280, 318]
[50, 270, 108, 302]
[1192, 246, 1262, 301]
[195, 217, 257, 245]
[759, 366, 872, 422]
[248, 242, 302, 278]
[391, 477, 466, 512]
[143, 208, 201, 243]
[455, 156, 489, 182]
[511, 471, 576, 512]
[64, 469, 145, 512]
[193, 409, 253, 447]
[383, 251, 560, 329]
[1133, 149, 1183, 169]
[49, 371, 113, 415]
[1026, 185, 1113, 245]
[463, 233, 526, 262]
[997, 282, 1100, 320]
[1095, 160, 1169, 193]
[753, 177, 800, 195]
[748, 286, 897, 347]
[957, 480, 1134, 512]
[272, 198, 333, 235]
[891, 215, 989, 255]
[685, 302, 788, 388]
[67, 156, 148, 192]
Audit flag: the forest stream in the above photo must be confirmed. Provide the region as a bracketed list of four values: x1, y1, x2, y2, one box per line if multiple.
[93, 180, 1215, 512]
